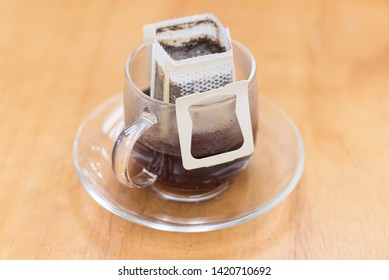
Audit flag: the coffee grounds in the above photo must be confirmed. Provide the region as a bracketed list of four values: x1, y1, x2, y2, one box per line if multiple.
[156, 19, 218, 33]
[159, 36, 226, 60]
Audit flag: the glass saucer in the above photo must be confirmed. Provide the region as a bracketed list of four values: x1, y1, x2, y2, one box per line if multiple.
[73, 94, 304, 232]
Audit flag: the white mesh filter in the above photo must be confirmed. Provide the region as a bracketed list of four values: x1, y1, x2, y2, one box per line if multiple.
[169, 63, 233, 103]
[144, 13, 235, 103]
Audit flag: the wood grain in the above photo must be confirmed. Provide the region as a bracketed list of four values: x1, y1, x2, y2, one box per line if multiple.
[1, 0, 389, 259]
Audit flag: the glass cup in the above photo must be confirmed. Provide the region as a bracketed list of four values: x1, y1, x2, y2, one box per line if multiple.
[112, 40, 258, 202]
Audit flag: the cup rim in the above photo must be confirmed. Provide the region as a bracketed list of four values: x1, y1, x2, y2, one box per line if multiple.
[124, 39, 257, 108]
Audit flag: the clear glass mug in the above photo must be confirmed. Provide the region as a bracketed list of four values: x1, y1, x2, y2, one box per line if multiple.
[112, 40, 258, 202]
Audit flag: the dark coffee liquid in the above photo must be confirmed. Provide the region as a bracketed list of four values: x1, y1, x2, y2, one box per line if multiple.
[132, 140, 249, 191]
[131, 88, 254, 193]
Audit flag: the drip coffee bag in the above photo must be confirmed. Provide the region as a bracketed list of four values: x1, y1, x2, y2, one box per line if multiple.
[144, 13, 235, 103]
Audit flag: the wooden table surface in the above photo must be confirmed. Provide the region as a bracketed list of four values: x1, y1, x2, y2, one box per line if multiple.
[1, 0, 389, 260]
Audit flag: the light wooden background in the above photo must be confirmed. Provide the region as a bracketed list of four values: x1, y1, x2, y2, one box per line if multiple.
[1, 0, 389, 259]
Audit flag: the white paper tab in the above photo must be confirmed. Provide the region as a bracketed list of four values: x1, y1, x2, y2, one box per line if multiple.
[175, 80, 254, 170]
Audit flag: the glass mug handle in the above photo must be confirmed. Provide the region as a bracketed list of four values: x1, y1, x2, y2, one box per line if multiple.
[112, 112, 157, 188]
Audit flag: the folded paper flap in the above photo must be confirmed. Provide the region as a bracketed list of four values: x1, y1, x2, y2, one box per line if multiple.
[175, 80, 254, 170]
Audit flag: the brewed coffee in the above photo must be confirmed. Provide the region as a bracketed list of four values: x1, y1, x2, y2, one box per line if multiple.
[132, 140, 249, 191]
[130, 88, 256, 193]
